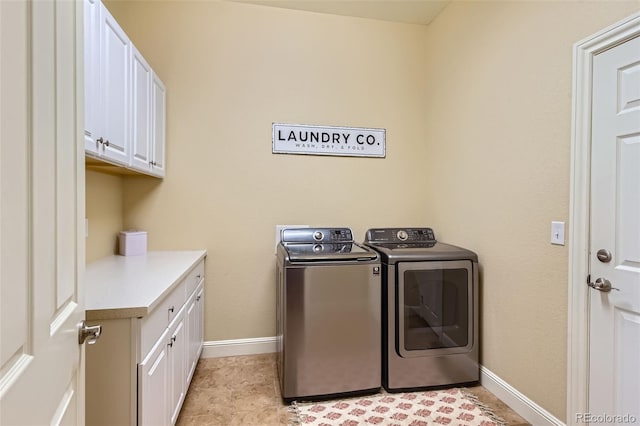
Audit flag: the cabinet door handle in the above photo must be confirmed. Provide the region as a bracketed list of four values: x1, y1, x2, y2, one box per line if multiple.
[168, 335, 177, 347]
[168, 306, 175, 313]
[104, 139, 110, 147]
[196, 295, 201, 302]
[97, 137, 103, 144]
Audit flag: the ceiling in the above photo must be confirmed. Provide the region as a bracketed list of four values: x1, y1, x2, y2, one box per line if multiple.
[228, 0, 451, 26]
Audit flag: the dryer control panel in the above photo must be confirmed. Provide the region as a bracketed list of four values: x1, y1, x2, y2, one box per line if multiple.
[281, 227, 353, 243]
[365, 228, 436, 243]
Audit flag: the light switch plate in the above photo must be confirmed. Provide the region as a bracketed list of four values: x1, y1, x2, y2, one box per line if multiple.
[551, 221, 565, 245]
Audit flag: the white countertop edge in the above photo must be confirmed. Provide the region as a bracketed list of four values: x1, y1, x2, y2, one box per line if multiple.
[85, 250, 207, 320]
[86, 307, 146, 321]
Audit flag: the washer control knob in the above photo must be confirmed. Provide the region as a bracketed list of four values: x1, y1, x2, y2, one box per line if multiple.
[313, 231, 324, 241]
[397, 230, 408, 241]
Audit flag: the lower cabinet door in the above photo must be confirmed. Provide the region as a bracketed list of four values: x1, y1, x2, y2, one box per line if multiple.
[186, 282, 204, 384]
[186, 292, 198, 384]
[139, 328, 170, 426]
[196, 285, 204, 359]
[168, 312, 187, 425]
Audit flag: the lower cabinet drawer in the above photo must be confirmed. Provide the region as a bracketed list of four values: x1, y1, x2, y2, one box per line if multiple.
[185, 259, 205, 297]
[141, 279, 186, 358]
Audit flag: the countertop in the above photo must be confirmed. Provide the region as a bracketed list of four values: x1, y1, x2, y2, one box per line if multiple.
[85, 250, 207, 320]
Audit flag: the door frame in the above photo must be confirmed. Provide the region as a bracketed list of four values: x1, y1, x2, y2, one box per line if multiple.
[567, 11, 640, 425]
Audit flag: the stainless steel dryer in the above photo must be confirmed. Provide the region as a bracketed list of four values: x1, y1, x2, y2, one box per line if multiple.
[276, 227, 381, 401]
[364, 228, 479, 392]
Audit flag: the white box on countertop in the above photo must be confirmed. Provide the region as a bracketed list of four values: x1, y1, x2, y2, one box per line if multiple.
[119, 231, 147, 256]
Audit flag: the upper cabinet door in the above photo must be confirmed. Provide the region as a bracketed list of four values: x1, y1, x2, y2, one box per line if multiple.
[98, 2, 129, 165]
[151, 74, 166, 177]
[84, 0, 100, 155]
[84, 0, 166, 177]
[131, 45, 153, 172]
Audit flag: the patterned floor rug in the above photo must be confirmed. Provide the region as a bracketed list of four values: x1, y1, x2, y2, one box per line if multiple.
[288, 388, 506, 426]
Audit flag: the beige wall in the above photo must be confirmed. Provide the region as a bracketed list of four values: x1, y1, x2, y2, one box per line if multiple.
[420, 1, 639, 421]
[90, 0, 640, 422]
[85, 170, 124, 262]
[106, 0, 432, 339]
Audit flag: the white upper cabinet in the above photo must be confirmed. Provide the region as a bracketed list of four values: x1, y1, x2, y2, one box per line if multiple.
[99, 2, 130, 165]
[151, 74, 167, 177]
[85, 0, 166, 177]
[84, 0, 100, 155]
[130, 46, 166, 178]
[131, 46, 153, 171]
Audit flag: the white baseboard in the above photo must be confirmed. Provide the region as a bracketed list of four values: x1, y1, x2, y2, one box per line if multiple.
[480, 366, 565, 426]
[201, 336, 277, 358]
[200, 337, 565, 426]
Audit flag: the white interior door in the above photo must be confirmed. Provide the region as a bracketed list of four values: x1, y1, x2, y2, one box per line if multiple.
[588, 34, 640, 423]
[0, 1, 86, 424]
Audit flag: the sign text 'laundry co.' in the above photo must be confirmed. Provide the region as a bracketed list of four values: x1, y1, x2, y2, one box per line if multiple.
[272, 123, 386, 158]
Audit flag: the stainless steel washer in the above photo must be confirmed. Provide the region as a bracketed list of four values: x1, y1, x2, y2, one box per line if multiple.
[364, 227, 479, 392]
[276, 227, 381, 401]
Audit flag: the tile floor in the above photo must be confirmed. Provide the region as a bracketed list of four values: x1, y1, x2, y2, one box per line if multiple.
[176, 354, 530, 426]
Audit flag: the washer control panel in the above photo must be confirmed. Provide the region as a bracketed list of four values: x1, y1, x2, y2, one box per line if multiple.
[281, 227, 353, 243]
[365, 228, 436, 243]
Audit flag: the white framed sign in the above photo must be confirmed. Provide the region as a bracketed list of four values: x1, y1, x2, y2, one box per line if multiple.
[272, 123, 386, 158]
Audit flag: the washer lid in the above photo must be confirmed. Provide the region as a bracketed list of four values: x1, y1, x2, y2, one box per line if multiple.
[283, 242, 378, 262]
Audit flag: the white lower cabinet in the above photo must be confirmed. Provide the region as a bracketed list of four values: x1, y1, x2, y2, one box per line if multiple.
[139, 306, 188, 426]
[86, 255, 205, 426]
[139, 328, 170, 426]
[168, 309, 187, 425]
[186, 283, 205, 384]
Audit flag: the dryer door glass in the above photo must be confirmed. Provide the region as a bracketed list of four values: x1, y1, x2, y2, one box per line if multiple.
[397, 260, 473, 357]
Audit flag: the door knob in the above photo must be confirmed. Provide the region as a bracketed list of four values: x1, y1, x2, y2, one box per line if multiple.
[588, 277, 619, 293]
[78, 320, 102, 345]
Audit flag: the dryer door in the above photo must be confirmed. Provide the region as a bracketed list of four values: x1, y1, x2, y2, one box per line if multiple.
[396, 260, 474, 358]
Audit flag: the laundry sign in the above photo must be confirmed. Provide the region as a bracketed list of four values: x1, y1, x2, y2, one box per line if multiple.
[272, 123, 386, 158]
